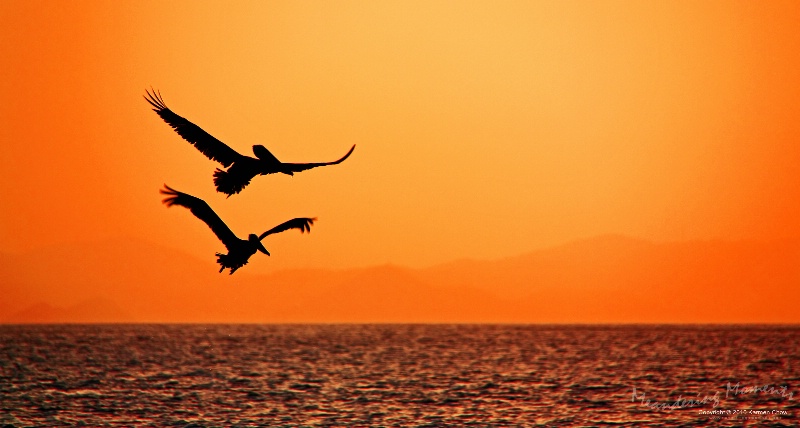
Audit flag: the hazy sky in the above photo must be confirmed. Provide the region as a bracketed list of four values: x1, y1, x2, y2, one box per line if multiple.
[2, 0, 799, 273]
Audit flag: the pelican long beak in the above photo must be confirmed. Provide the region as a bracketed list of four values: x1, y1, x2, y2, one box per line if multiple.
[249, 234, 270, 256]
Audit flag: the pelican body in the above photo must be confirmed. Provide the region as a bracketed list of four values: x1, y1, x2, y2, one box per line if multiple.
[160, 185, 315, 274]
[145, 89, 355, 196]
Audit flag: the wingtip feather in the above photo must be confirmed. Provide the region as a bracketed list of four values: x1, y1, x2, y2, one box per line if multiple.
[160, 184, 180, 206]
[144, 87, 167, 111]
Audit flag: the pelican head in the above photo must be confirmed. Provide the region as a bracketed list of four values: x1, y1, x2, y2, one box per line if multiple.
[249, 233, 270, 256]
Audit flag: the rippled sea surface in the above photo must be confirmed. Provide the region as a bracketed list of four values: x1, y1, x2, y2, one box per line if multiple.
[1, 325, 798, 427]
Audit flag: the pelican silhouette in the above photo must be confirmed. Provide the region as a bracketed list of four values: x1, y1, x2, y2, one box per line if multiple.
[160, 185, 315, 274]
[145, 89, 355, 196]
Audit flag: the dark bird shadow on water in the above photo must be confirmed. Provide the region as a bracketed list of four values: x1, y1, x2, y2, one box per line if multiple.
[145, 89, 355, 196]
[160, 185, 315, 274]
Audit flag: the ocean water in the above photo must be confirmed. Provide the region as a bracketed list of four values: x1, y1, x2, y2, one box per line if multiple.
[0, 324, 797, 427]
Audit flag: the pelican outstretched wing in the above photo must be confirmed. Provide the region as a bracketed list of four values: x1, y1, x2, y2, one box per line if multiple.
[259, 217, 316, 240]
[145, 89, 242, 167]
[282, 145, 355, 173]
[161, 185, 239, 250]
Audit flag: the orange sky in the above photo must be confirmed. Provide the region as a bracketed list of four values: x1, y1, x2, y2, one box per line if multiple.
[2, 0, 800, 278]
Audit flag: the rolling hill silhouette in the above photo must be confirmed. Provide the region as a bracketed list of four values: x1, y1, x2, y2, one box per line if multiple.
[2, 235, 798, 323]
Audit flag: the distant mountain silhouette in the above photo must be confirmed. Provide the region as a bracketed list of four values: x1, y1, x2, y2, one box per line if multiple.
[2, 235, 799, 323]
[304, 265, 506, 322]
[421, 234, 800, 322]
[4, 298, 134, 324]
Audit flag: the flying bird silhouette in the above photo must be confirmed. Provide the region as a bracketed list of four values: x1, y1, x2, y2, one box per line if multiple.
[145, 89, 355, 196]
[160, 185, 316, 274]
